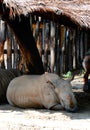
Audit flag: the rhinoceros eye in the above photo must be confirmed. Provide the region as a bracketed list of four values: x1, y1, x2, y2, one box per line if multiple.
[46, 80, 55, 89]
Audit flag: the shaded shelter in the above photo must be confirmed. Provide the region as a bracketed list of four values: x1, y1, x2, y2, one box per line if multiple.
[0, 0, 90, 74]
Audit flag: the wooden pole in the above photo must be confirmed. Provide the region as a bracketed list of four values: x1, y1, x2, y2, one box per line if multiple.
[43, 22, 50, 72]
[50, 21, 55, 73]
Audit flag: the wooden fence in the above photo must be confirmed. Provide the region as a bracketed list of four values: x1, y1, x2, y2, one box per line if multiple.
[0, 19, 20, 70]
[0, 15, 90, 75]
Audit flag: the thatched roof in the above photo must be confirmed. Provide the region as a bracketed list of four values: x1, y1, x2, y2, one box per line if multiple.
[0, 0, 90, 29]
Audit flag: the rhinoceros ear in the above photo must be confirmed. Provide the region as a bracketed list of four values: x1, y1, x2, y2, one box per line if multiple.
[46, 80, 56, 89]
[45, 72, 60, 88]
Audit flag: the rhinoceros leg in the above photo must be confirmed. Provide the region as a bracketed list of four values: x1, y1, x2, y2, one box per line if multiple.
[41, 80, 61, 109]
[51, 104, 64, 110]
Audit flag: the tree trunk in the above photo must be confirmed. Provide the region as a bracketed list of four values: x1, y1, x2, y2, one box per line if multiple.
[7, 16, 44, 74]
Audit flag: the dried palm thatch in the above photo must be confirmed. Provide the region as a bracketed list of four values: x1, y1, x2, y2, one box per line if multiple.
[0, 0, 90, 29]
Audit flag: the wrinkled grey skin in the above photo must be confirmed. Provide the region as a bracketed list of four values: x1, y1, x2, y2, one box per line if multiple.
[7, 73, 77, 112]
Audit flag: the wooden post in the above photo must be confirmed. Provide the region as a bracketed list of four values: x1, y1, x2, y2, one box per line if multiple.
[50, 21, 55, 73]
[43, 21, 50, 72]
[68, 28, 73, 71]
[36, 18, 43, 57]
[72, 29, 76, 69]
[7, 37, 12, 69]
[0, 20, 6, 68]
[60, 25, 66, 74]
[84, 31, 88, 55]
[55, 23, 60, 75]
[12, 36, 19, 69]
[79, 31, 84, 66]
[64, 27, 69, 72]
[0, 41, 4, 68]
[75, 28, 80, 69]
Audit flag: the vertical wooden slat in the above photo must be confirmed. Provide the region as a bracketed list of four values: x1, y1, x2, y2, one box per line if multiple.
[50, 21, 55, 73]
[43, 21, 50, 72]
[68, 28, 73, 71]
[75, 28, 80, 69]
[55, 23, 60, 75]
[60, 25, 66, 74]
[0, 41, 5, 68]
[42, 19, 45, 63]
[64, 27, 69, 72]
[0, 20, 6, 68]
[7, 37, 12, 69]
[32, 15, 36, 38]
[36, 18, 43, 57]
[6, 25, 13, 69]
[12, 36, 19, 69]
[30, 14, 33, 31]
[84, 32, 88, 55]
[72, 28, 76, 69]
[79, 31, 84, 65]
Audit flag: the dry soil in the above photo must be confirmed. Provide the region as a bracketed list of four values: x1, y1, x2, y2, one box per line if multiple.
[0, 75, 90, 130]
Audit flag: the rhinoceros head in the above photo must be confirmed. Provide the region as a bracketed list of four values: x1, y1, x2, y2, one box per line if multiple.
[57, 80, 77, 112]
[45, 73, 77, 112]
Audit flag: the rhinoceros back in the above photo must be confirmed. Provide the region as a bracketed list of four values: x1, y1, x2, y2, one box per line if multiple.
[6, 74, 59, 109]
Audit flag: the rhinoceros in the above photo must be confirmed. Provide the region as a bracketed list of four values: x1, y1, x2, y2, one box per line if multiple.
[6, 73, 77, 112]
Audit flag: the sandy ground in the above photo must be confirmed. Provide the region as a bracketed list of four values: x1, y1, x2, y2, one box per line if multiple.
[0, 75, 90, 130]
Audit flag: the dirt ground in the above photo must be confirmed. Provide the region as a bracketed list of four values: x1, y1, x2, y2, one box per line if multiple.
[0, 75, 90, 130]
